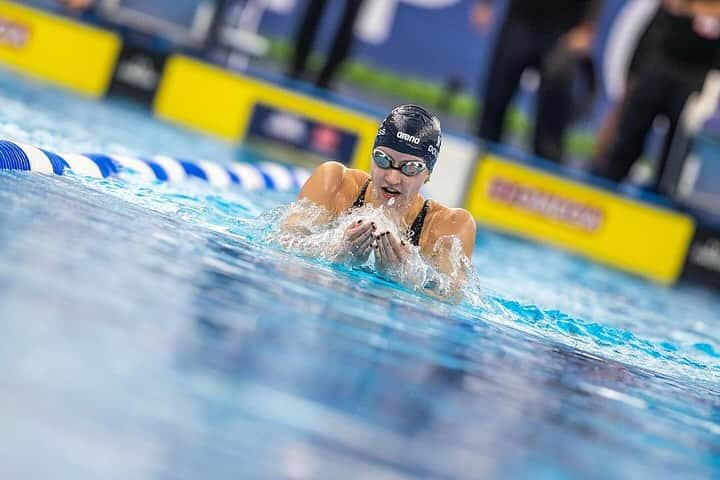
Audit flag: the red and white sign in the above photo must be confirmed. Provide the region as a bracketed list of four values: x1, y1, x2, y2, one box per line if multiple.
[0, 17, 29, 48]
[488, 177, 605, 232]
[311, 125, 341, 154]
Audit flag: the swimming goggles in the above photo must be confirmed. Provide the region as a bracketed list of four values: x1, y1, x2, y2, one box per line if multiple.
[372, 148, 426, 177]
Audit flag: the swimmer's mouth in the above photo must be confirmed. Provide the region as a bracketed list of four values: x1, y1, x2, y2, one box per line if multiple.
[381, 186, 401, 197]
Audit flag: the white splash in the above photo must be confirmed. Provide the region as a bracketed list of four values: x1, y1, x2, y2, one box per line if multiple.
[264, 199, 484, 303]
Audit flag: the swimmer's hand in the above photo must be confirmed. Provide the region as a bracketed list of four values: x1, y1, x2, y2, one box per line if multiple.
[373, 230, 409, 280]
[336, 220, 376, 265]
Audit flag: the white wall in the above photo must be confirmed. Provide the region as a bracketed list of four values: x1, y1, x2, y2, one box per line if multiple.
[421, 134, 478, 208]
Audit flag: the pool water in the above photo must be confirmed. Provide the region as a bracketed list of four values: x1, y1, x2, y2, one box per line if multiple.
[0, 68, 718, 479]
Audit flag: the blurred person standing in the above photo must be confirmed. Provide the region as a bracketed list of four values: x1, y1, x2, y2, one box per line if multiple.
[471, 0, 604, 163]
[596, 0, 720, 194]
[594, 0, 661, 166]
[288, 0, 365, 90]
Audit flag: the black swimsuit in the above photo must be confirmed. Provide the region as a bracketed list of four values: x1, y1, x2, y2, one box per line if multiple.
[352, 179, 429, 246]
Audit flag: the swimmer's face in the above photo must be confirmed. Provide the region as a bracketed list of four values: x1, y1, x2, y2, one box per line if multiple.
[370, 146, 429, 208]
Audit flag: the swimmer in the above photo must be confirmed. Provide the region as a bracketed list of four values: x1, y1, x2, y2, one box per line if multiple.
[285, 105, 476, 296]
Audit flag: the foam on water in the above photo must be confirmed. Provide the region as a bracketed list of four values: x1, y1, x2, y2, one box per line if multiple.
[231, 199, 715, 385]
[265, 199, 479, 301]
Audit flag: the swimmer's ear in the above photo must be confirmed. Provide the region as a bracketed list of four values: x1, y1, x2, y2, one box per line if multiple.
[424, 176, 430, 184]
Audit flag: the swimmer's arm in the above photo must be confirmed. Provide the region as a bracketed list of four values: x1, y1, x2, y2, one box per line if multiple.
[424, 210, 477, 299]
[282, 162, 346, 234]
[428, 209, 477, 268]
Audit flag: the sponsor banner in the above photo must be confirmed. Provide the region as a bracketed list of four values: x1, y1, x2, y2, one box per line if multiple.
[154, 55, 378, 168]
[245, 103, 358, 167]
[0, 1, 120, 97]
[465, 155, 695, 284]
[108, 43, 168, 106]
[681, 224, 720, 288]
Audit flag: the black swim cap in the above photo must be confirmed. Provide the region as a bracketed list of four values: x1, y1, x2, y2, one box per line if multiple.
[373, 104, 442, 172]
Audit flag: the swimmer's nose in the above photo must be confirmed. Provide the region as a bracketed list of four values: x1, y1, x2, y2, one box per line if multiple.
[384, 168, 402, 185]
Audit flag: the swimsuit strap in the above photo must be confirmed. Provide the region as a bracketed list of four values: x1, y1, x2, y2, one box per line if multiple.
[352, 178, 371, 208]
[407, 200, 430, 246]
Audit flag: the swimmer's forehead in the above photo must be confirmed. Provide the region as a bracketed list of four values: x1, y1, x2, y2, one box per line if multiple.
[375, 146, 425, 164]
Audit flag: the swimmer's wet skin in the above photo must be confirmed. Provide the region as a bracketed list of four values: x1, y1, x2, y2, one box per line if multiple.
[283, 105, 476, 300]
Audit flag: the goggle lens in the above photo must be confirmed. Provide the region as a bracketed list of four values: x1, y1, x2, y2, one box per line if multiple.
[372, 149, 426, 177]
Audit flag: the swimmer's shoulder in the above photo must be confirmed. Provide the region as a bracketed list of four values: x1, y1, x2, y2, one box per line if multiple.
[304, 161, 368, 188]
[299, 161, 369, 212]
[424, 201, 477, 257]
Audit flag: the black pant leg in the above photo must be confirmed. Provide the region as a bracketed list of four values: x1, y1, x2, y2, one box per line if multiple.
[651, 67, 708, 193]
[316, 0, 365, 88]
[599, 68, 667, 182]
[289, 0, 328, 79]
[534, 47, 595, 163]
[475, 19, 538, 142]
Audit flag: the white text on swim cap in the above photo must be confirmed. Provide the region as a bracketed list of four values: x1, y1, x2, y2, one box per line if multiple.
[396, 131, 421, 144]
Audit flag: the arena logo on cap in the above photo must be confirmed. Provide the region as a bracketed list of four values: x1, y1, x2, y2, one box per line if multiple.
[0, 17, 30, 48]
[396, 131, 420, 144]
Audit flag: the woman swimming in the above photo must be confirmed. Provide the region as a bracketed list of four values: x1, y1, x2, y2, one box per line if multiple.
[285, 105, 476, 297]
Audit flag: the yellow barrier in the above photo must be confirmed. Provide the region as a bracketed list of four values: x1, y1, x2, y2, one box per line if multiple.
[465, 155, 695, 284]
[0, 1, 120, 97]
[154, 55, 379, 169]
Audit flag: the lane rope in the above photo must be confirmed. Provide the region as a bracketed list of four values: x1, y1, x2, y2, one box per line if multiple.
[0, 140, 310, 192]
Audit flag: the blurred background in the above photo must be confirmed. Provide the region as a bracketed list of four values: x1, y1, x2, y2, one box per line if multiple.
[25, 0, 720, 208]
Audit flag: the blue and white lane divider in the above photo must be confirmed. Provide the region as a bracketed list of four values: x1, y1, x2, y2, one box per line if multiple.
[0, 140, 311, 192]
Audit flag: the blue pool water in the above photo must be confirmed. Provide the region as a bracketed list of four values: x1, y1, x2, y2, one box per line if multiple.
[0, 68, 719, 479]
